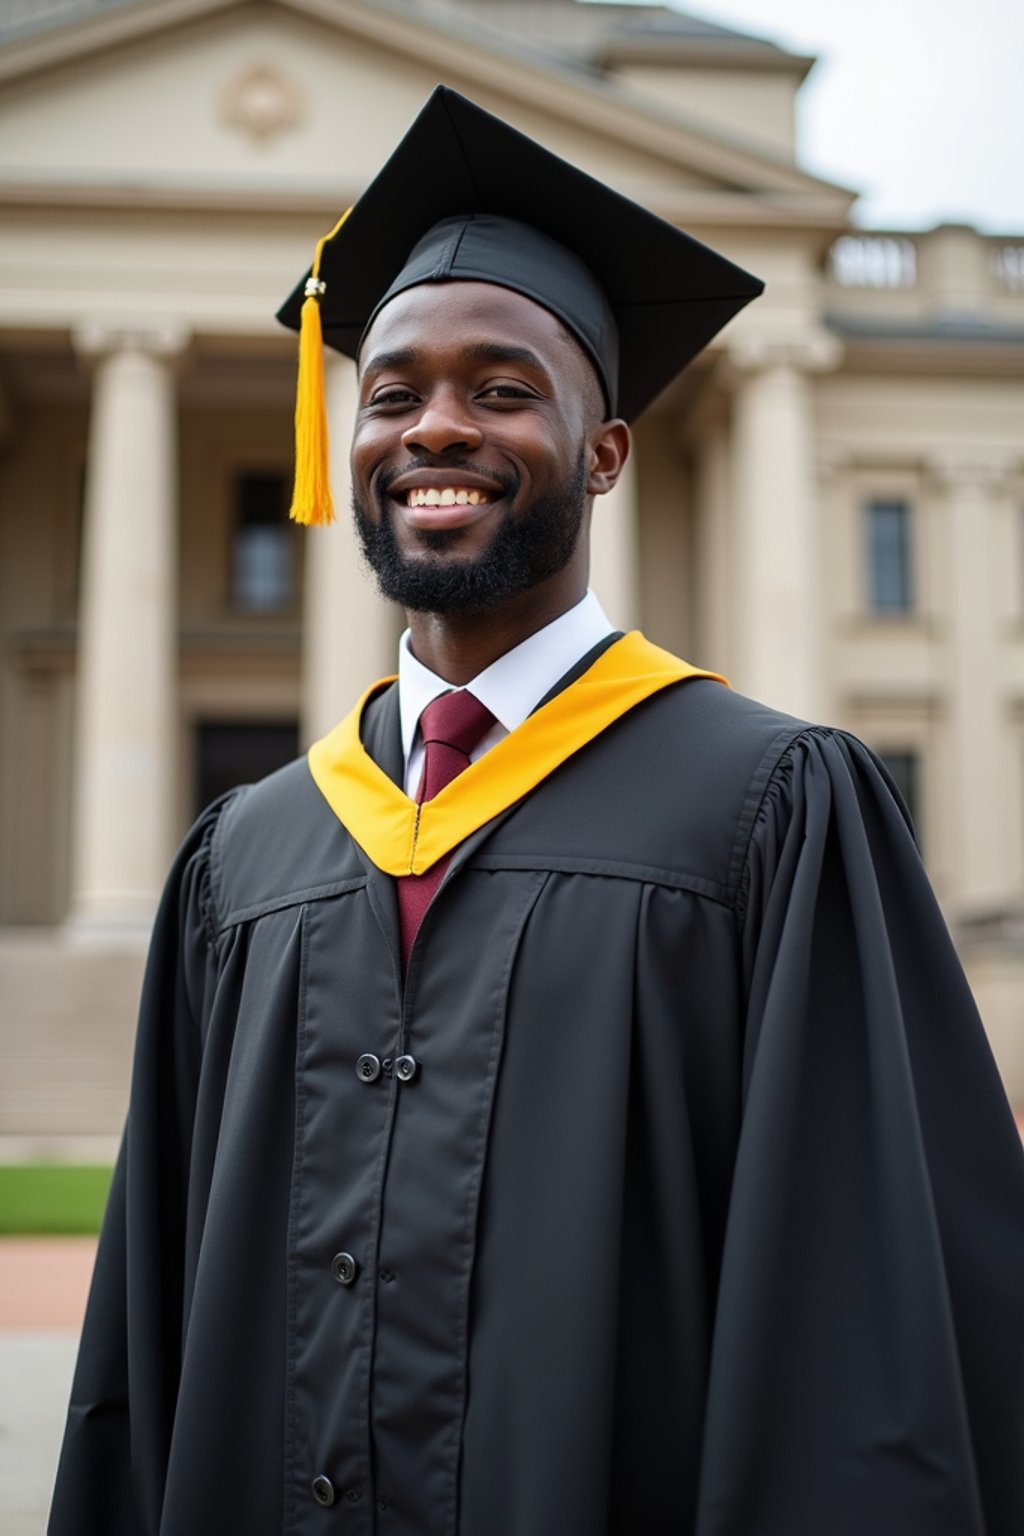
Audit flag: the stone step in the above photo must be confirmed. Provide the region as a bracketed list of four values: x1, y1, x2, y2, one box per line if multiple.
[0, 932, 144, 1137]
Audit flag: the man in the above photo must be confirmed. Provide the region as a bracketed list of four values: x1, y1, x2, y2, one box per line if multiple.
[51, 88, 1024, 1536]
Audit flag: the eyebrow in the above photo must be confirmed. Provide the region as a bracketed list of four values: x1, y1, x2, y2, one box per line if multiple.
[361, 347, 418, 376]
[361, 342, 550, 377]
[464, 342, 549, 371]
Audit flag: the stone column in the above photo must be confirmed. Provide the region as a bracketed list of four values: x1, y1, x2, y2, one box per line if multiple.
[69, 323, 188, 934]
[692, 411, 733, 675]
[930, 453, 1010, 913]
[302, 355, 398, 745]
[588, 444, 640, 631]
[727, 336, 841, 719]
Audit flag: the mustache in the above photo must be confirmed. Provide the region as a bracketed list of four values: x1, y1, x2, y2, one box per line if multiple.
[377, 458, 519, 500]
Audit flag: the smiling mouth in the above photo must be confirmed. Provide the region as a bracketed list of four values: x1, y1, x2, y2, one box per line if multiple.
[404, 487, 495, 508]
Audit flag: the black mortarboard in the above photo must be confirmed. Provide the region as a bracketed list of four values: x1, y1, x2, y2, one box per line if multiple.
[277, 85, 762, 523]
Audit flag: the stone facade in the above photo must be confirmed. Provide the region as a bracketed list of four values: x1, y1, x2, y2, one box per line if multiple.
[0, 0, 1022, 1133]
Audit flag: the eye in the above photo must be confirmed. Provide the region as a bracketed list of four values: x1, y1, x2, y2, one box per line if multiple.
[478, 383, 537, 402]
[369, 386, 419, 407]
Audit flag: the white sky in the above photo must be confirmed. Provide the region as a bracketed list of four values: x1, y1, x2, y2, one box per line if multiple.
[601, 0, 1024, 233]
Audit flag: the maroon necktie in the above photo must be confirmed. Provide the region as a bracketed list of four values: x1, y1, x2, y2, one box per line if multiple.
[398, 689, 497, 969]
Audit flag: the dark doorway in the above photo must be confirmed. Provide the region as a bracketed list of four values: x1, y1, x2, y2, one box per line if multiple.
[195, 720, 300, 814]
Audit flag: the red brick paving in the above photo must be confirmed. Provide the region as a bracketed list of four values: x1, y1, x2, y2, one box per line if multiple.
[0, 1238, 97, 1331]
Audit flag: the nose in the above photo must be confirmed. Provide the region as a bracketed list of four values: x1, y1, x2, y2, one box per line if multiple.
[401, 390, 483, 457]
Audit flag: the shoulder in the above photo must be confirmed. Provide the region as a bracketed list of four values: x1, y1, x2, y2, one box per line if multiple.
[205, 755, 364, 929]
[642, 675, 810, 781]
[638, 684, 911, 902]
[600, 673, 815, 827]
[632, 679, 820, 884]
[491, 674, 819, 900]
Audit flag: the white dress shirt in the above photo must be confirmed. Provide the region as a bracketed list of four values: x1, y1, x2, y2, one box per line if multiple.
[398, 590, 616, 797]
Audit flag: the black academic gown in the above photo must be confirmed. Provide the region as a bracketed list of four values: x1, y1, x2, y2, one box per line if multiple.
[50, 654, 1024, 1536]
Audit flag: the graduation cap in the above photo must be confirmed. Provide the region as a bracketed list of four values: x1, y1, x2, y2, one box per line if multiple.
[277, 85, 763, 525]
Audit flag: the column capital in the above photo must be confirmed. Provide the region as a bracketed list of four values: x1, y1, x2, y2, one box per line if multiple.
[72, 319, 191, 363]
[924, 450, 1016, 495]
[725, 330, 844, 382]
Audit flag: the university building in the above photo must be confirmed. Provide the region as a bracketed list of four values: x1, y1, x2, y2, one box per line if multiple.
[1, 0, 1022, 1142]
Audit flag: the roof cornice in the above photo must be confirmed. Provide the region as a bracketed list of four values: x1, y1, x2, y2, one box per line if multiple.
[825, 315, 1024, 377]
[597, 38, 816, 81]
[0, 174, 854, 235]
[0, 0, 245, 81]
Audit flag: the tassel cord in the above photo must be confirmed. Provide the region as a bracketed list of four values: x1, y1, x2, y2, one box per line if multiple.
[288, 206, 353, 527]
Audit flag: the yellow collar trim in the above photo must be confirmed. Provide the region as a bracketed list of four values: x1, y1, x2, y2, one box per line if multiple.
[308, 631, 726, 876]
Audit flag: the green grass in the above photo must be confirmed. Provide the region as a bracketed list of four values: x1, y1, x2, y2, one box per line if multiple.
[0, 1164, 114, 1235]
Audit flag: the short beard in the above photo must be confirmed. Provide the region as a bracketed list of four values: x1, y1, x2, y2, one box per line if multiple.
[352, 449, 587, 615]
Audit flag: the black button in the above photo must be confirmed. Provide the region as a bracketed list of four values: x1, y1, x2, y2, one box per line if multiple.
[346, 1486, 363, 1503]
[312, 1475, 335, 1507]
[331, 1251, 358, 1286]
[394, 1054, 418, 1082]
[356, 1052, 381, 1082]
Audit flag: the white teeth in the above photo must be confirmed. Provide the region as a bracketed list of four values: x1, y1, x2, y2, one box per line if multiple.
[405, 487, 492, 508]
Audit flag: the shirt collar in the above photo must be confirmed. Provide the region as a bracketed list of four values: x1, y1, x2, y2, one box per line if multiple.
[398, 590, 615, 760]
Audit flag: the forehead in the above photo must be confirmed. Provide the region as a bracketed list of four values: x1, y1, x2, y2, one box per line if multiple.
[359, 280, 582, 372]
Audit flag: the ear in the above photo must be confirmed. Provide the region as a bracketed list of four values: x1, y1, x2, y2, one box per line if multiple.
[585, 420, 631, 497]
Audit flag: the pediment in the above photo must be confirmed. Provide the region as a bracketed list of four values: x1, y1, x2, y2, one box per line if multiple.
[0, 0, 852, 222]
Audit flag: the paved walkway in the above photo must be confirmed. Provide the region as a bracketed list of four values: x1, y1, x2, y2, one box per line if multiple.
[0, 1238, 96, 1536]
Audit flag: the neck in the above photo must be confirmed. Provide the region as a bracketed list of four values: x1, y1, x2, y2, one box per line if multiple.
[405, 571, 588, 685]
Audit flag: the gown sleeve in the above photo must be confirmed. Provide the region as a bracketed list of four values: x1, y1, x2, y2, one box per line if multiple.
[48, 796, 232, 1536]
[695, 728, 1024, 1536]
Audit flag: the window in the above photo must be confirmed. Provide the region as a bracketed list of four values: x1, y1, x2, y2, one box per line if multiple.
[195, 721, 300, 815]
[231, 471, 294, 612]
[877, 749, 921, 843]
[992, 244, 1024, 292]
[866, 499, 914, 613]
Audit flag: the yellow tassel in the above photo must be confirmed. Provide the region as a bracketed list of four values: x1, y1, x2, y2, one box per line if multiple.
[288, 208, 353, 527]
